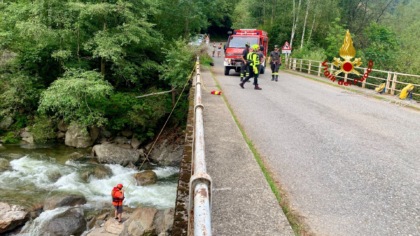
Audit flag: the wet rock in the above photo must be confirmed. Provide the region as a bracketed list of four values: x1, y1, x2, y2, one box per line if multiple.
[80, 165, 112, 182]
[65, 123, 93, 148]
[134, 170, 158, 186]
[92, 143, 140, 166]
[0, 158, 9, 171]
[42, 207, 86, 236]
[43, 192, 87, 210]
[0, 202, 29, 234]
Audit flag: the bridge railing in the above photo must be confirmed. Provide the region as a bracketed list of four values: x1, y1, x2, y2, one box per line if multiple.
[286, 58, 420, 100]
[188, 57, 212, 236]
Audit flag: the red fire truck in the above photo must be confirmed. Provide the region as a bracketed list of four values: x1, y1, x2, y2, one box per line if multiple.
[223, 29, 269, 76]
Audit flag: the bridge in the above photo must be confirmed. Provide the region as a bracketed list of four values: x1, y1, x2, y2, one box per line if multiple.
[172, 53, 420, 236]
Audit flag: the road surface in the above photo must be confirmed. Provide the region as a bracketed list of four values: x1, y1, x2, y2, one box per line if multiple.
[210, 53, 420, 235]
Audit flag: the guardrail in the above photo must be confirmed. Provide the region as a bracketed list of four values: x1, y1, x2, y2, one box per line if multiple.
[188, 57, 212, 236]
[286, 58, 420, 100]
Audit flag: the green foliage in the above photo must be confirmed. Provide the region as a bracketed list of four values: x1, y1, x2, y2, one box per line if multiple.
[31, 116, 56, 144]
[0, 73, 42, 117]
[38, 69, 113, 127]
[160, 39, 196, 88]
[105, 90, 169, 141]
[363, 23, 397, 71]
[1, 132, 19, 144]
[324, 18, 347, 60]
[291, 43, 326, 61]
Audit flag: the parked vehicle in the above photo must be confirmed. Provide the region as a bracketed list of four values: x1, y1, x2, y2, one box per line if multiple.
[223, 29, 269, 75]
[189, 34, 205, 46]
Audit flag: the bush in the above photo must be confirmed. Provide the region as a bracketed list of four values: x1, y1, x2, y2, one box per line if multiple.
[31, 116, 56, 143]
[1, 132, 19, 144]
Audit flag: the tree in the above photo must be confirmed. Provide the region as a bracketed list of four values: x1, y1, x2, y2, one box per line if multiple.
[38, 69, 113, 127]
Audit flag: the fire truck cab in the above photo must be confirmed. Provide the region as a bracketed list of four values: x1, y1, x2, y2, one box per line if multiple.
[223, 29, 269, 76]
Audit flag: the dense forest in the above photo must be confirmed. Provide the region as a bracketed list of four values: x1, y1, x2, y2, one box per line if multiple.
[1, 0, 419, 144]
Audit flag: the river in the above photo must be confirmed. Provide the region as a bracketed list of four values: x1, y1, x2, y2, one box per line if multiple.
[0, 143, 179, 234]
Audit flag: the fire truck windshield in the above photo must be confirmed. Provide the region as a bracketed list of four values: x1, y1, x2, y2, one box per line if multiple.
[228, 37, 259, 48]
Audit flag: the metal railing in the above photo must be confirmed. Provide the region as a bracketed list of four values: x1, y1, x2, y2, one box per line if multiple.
[286, 58, 420, 100]
[188, 57, 212, 236]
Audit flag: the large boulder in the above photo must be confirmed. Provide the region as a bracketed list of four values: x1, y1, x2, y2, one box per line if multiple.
[92, 143, 140, 166]
[149, 139, 183, 166]
[124, 207, 158, 236]
[20, 130, 34, 144]
[0, 202, 29, 234]
[80, 164, 112, 182]
[65, 123, 93, 148]
[41, 207, 87, 236]
[134, 170, 157, 186]
[43, 192, 87, 211]
[154, 208, 174, 235]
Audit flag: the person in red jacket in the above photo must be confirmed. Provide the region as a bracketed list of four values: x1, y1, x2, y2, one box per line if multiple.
[112, 183, 125, 222]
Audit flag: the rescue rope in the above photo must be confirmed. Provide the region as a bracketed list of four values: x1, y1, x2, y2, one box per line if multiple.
[138, 64, 197, 169]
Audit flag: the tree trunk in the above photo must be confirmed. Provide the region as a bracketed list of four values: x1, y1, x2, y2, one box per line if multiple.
[300, 0, 310, 49]
[101, 22, 106, 76]
[290, 0, 302, 49]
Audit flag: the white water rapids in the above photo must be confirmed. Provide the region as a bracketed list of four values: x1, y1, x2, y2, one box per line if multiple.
[0, 155, 178, 209]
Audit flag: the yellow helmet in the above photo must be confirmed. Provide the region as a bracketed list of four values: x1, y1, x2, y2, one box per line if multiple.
[252, 44, 259, 50]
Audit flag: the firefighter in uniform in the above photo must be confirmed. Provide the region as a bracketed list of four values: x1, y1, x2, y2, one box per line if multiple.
[239, 44, 262, 90]
[269, 45, 281, 81]
[240, 43, 250, 82]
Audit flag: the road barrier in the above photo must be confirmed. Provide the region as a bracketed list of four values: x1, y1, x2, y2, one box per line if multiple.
[188, 57, 212, 236]
[286, 58, 420, 101]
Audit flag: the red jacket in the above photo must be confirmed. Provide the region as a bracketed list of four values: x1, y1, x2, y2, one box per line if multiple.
[112, 187, 124, 206]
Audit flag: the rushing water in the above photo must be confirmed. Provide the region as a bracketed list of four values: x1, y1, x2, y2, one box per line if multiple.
[0, 143, 179, 212]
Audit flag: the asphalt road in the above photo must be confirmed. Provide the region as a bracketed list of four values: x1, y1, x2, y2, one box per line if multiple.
[210, 53, 420, 235]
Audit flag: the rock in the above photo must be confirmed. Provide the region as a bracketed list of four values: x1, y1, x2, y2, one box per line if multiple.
[42, 207, 87, 236]
[0, 117, 13, 130]
[100, 128, 112, 138]
[80, 165, 112, 182]
[125, 207, 157, 236]
[20, 130, 34, 144]
[43, 192, 87, 210]
[0, 202, 29, 234]
[134, 170, 158, 186]
[114, 136, 129, 145]
[65, 123, 93, 148]
[0, 158, 9, 171]
[130, 137, 142, 149]
[92, 143, 140, 166]
[149, 139, 183, 166]
[89, 126, 100, 143]
[68, 152, 85, 160]
[57, 131, 66, 139]
[57, 120, 68, 132]
[154, 208, 174, 235]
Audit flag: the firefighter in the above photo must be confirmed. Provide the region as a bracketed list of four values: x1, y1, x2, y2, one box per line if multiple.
[240, 43, 250, 82]
[269, 45, 281, 81]
[239, 44, 262, 90]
